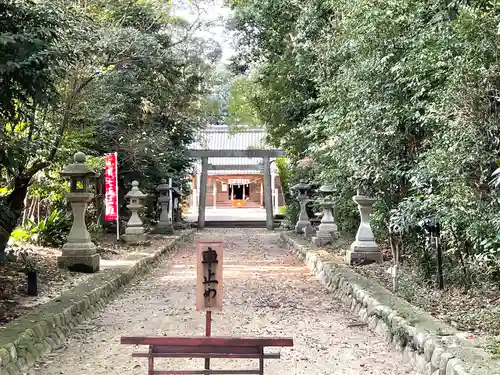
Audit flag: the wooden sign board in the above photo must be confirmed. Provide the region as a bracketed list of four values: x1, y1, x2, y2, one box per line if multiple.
[228, 179, 250, 185]
[196, 242, 223, 311]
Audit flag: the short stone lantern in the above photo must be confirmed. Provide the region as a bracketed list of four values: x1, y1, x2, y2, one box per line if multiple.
[171, 185, 187, 229]
[291, 180, 314, 236]
[58, 152, 100, 273]
[345, 194, 382, 265]
[312, 184, 338, 246]
[122, 181, 148, 244]
[151, 179, 173, 235]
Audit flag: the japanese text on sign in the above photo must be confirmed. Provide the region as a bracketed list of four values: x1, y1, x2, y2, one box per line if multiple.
[228, 179, 250, 185]
[202, 247, 218, 299]
[104, 153, 118, 221]
[196, 242, 223, 311]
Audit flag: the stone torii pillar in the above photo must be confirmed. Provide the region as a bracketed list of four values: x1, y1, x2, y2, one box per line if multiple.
[263, 156, 274, 230]
[198, 157, 208, 229]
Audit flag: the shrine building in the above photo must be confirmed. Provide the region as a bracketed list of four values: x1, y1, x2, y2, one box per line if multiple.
[189, 125, 283, 211]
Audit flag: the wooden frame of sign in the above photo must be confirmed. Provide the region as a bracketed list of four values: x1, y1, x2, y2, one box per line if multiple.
[196, 242, 223, 311]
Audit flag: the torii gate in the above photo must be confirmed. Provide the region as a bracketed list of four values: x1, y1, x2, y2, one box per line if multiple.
[187, 149, 286, 230]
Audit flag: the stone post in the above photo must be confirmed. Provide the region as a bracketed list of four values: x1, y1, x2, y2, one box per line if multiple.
[292, 180, 313, 236]
[312, 184, 338, 246]
[122, 181, 148, 244]
[58, 152, 99, 273]
[345, 195, 382, 264]
[151, 179, 173, 235]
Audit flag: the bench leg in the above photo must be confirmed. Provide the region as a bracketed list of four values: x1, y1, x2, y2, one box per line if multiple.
[148, 346, 154, 375]
[259, 348, 264, 375]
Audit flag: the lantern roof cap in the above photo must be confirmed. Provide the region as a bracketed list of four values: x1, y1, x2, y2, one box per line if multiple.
[60, 152, 96, 177]
[291, 179, 310, 191]
[318, 184, 335, 194]
[156, 178, 170, 192]
[125, 181, 147, 199]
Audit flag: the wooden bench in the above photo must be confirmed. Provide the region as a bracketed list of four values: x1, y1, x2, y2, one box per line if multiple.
[121, 336, 294, 375]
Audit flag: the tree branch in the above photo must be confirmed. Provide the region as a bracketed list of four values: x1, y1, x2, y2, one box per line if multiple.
[27, 102, 37, 143]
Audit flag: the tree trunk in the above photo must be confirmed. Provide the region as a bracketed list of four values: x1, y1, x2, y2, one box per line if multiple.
[28, 199, 36, 222]
[37, 198, 41, 224]
[21, 195, 28, 226]
[0, 177, 31, 254]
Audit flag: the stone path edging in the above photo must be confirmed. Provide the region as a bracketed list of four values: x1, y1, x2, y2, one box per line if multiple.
[280, 232, 500, 375]
[0, 230, 195, 375]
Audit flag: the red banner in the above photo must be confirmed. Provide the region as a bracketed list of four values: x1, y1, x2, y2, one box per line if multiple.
[104, 153, 118, 221]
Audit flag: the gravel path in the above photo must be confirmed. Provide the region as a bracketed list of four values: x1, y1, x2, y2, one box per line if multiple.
[32, 229, 416, 375]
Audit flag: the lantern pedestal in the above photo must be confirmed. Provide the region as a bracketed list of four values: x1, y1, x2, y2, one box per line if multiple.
[151, 179, 174, 235]
[312, 201, 337, 246]
[122, 201, 149, 244]
[122, 181, 149, 245]
[151, 220, 173, 235]
[151, 223, 174, 235]
[295, 195, 313, 235]
[57, 192, 100, 273]
[172, 187, 188, 230]
[345, 195, 382, 265]
[121, 234, 149, 245]
[151, 198, 174, 234]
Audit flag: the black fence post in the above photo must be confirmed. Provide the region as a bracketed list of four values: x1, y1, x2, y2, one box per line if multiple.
[419, 218, 444, 290]
[434, 221, 444, 289]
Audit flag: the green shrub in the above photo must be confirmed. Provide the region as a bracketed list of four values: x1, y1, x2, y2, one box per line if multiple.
[10, 227, 33, 244]
[26, 209, 72, 247]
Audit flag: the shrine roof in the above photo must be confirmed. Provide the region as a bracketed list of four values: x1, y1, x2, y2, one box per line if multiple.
[190, 125, 278, 175]
[190, 125, 269, 151]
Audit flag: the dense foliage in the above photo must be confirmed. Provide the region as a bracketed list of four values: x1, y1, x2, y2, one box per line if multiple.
[0, 0, 221, 254]
[228, 0, 500, 286]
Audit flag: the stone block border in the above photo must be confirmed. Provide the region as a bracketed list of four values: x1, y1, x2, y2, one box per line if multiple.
[280, 232, 500, 375]
[0, 230, 195, 375]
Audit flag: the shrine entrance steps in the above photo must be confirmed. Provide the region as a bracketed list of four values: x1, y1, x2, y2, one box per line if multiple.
[203, 220, 267, 228]
[187, 208, 268, 228]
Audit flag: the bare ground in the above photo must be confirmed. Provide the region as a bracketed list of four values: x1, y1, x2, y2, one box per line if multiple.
[0, 246, 91, 326]
[31, 229, 416, 375]
[0, 236, 178, 327]
[291, 232, 500, 340]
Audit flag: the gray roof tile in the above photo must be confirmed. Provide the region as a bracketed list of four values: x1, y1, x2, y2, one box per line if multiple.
[191, 125, 278, 175]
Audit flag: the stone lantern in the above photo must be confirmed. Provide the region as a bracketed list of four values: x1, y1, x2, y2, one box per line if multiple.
[151, 178, 173, 235]
[171, 185, 187, 229]
[58, 152, 99, 273]
[345, 194, 382, 265]
[312, 184, 338, 246]
[291, 180, 314, 236]
[122, 181, 148, 244]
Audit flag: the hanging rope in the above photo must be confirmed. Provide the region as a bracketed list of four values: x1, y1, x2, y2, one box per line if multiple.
[212, 176, 262, 186]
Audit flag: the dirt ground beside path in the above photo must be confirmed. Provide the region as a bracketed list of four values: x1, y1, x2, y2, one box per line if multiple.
[31, 229, 416, 375]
